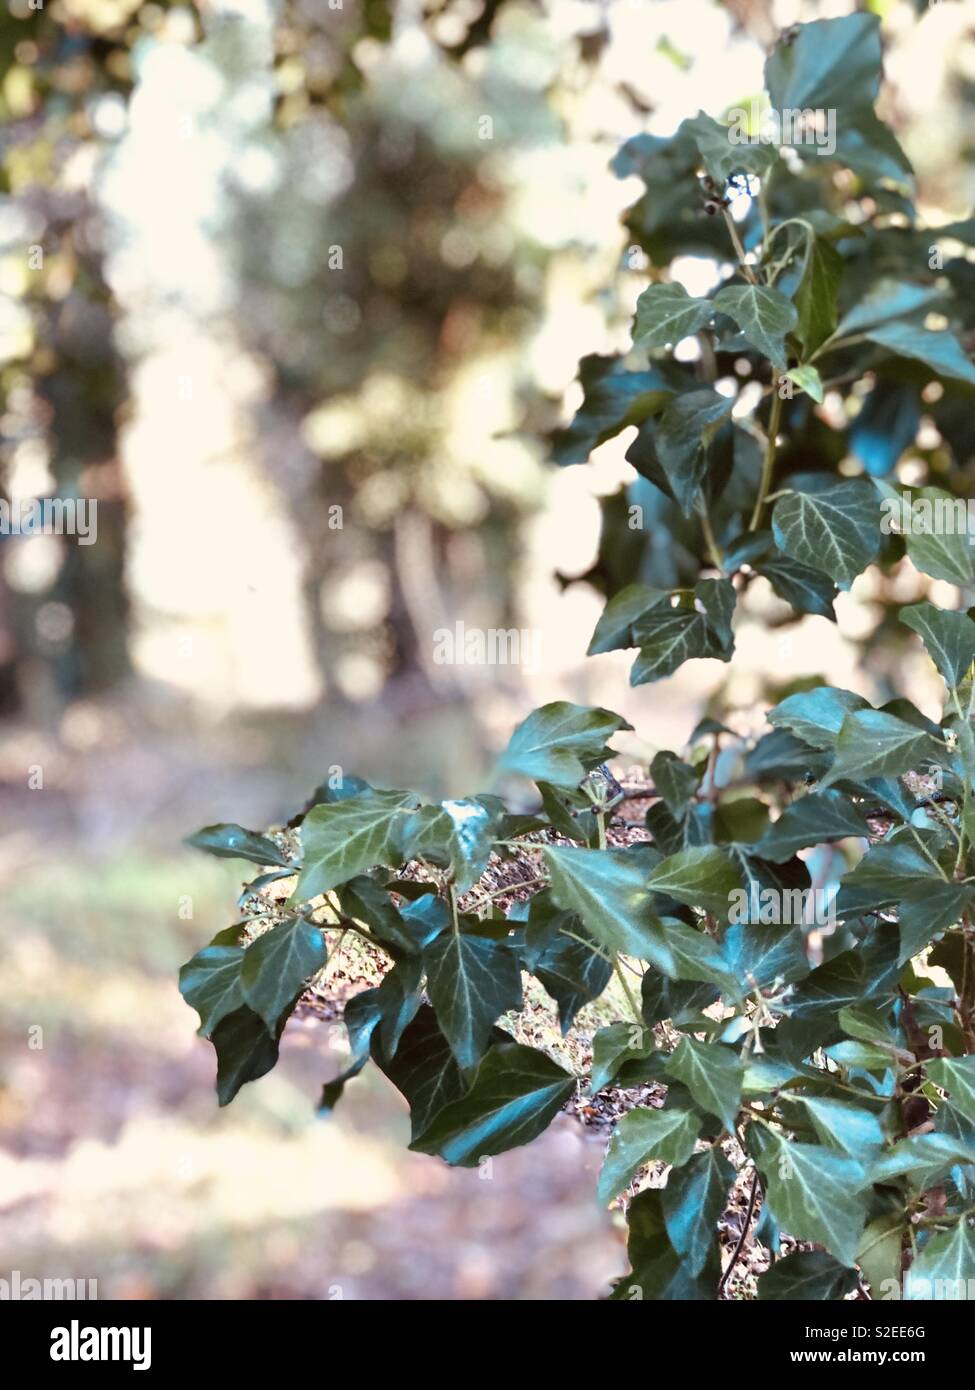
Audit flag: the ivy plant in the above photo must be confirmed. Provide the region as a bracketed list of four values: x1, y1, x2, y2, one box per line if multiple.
[181, 15, 975, 1300]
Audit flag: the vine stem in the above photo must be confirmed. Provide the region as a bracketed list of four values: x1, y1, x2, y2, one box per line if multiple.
[748, 389, 784, 531]
[722, 207, 759, 284]
[717, 1165, 761, 1298]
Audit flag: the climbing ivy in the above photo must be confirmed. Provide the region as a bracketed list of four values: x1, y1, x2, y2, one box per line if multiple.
[181, 15, 975, 1300]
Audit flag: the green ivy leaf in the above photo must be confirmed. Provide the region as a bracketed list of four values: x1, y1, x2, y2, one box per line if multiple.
[296, 790, 418, 898]
[650, 750, 700, 818]
[662, 1147, 734, 1277]
[713, 285, 798, 369]
[646, 845, 742, 918]
[552, 355, 676, 467]
[543, 845, 662, 960]
[665, 1037, 743, 1132]
[908, 1218, 975, 1297]
[597, 1105, 701, 1204]
[179, 943, 245, 1038]
[753, 1128, 867, 1267]
[724, 919, 808, 990]
[240, 917, 327, 1034]
[654, 388, 735, 515]
[897, 492, 975, 587]
[897, 882, 970, 963]
[397, 798, 497, 892]
[758, 1250, 858, 1301]
[587, 584, 668, 655]
[681, 110, 778, 182]
[423, 930, 523, 1072]
[412, 1041, 576, 1166]
[370, 1006, 466, 1145]
[633, 283, 714, 351]
[927, 1057, 975, 1126]
[590, 1021, 658, 1092]
[499, 701, 632, 788]
[771, 478, 879, 589]
[819, 709, 946, 790]
[864, 321, 975, 388]
[611, 1188, 720, 1300]
[211, 1005, 284, 1107]
[794, 237, 843, 356]
[755, 789, 868, 862]
[902, 602, 975, 690]
[768, 686, 871, 749]
[765, 13, 882, 114]
[186, 824, 291, 868]
[533, 929, 613, 1035]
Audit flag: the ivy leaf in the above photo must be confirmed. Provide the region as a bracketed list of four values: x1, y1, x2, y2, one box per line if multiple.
[533, 929, 613, 1034]
[819, 709, 946, 790]
[908, 1218, 975, 1297]
[319, 989, 384, 1112]
[789, 1095, 886, 1159]
[587, 584, 668, 655]
[753, 1129, 867, 1267]
[186, 824, 291, 869]
[794, 237, 843, 356]
[755, 553, 838, 620]
[713, 285, 798, 369]
[654, 389, 735, 515]
[296, 790, 418, 898]
[543, 845, 663, 960]
[591, 1021, 659, 1093]
[339, 876, 434, 957]
[633, 283, 713, 351]
[211, 1005, 284, 1107]
[723, 920, 809, 991]
[768, 685, 870, 750]
[597, 1106, 701, 1204]
[898, 487, 975, 587]
[927, 1058, 975, 1126]
[681, 110, 777, 182]
[665, 1037, 743, 1132]
[412, 1041, 576, 1166]
[630, 595, 731, 685]
[240, 917, 327, 1033]
[837, 841, 943, 917]
[901, 602, 975, 690]
[612, 1188, 720, 1301]
[649, 916, 739, 993]
[869, 1133, 975, 1189]
[179, 942, 245, 1038]
[662, 1147, 734, 1278]
[898, 882, 970, 963]
[499, 701, 632, 788]
[835, 281, 942, 339]
[755, 789, 868, 862]
[650, 750, 700, 818]
[370, 1006, 466, 1145]
[642, 970, 719, 1027]
[423, 930, 523, 1072]
[765, 13, 883, 114]
[552, 355, 675, 467]
[758, 1250, 858, 1301]
[646, 846, 742, 918]
[771, 477, 880, 588]
[864, 321, 975, 388]
[397, 798, 497, 892]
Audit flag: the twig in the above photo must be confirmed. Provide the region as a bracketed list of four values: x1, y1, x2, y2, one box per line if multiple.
[717, 1165, 761, 1298]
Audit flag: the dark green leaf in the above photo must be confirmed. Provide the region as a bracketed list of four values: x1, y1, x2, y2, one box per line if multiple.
[296, 790, 418, 898]
[753, 1128, 867, 1267]
[412, 1041, 576, 1166]
[186, 824, 291, 869]
[758, 1250, 857, 1301]
[423, 930, 523, 1071]
[713, 285, 798, 369]
[756, 789, 868, 862]
[499, 701, 631, 788]
[665, 1037, 743, 1132]
[179, 943, 245, 1038]
[820, 709, 946, 790]
[772, 478, 880, 589]
[646, 845, 742, 917]
[598, 1105, 701, 1204]
[211, 1005, 283, 1107]
[662, 1147, 734, 1277]
[633, 283, 713, 351]
[240, 917, 327, 1033]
